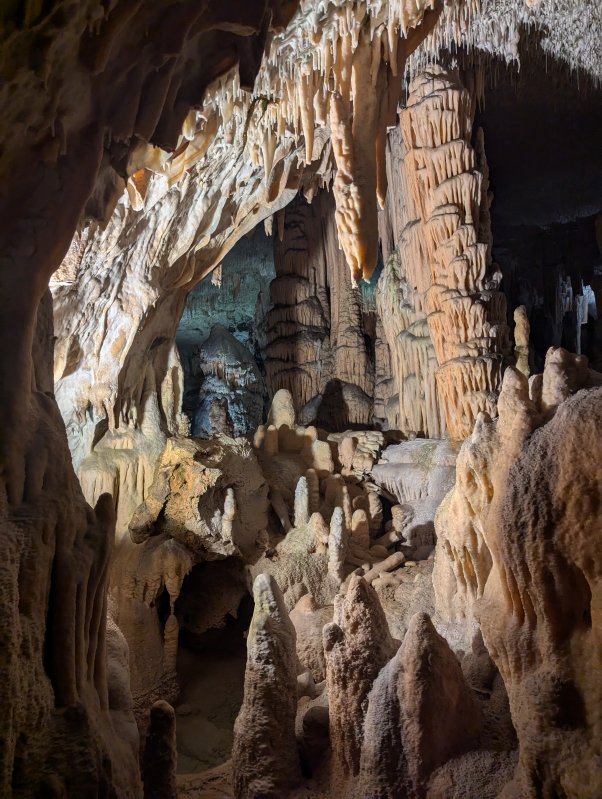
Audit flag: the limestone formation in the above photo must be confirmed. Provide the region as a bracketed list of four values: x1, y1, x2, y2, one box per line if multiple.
[324, 575, 397, 790]
[359, 612, 481, 799]
[397, 67, 510, 439]
[434, 348, 602, 797]
[143, 701, 178, 799]
[129, 435, 267, 560]
[290, 594, 333, 682]
[2, 0, 602, 796]
[267, 388, 297, 429]
[294, 476, 310, 528]
[513, 305, 530, 377]
[328, 507, 349, 584]
[191, 325, 264, 438]
[371, 439, 457, 556]
[232, 574, 301, 798]
[261, 192, 374, 428]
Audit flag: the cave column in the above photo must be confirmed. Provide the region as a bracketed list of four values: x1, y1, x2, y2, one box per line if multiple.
[398, 67, 509, 439]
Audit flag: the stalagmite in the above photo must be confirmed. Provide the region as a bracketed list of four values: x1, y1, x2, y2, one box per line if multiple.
[324, 575, 397, 791]
[309, 511, 330, 554]
[294, 475, 310, 528]
[359, 613, 481, 799]
[305, 468, 320, 514]
[328, 507, 349, 583]
[232, 574, 301, 798]
[143, 701, 177, 799]
[513, 305, 530, 377]
[350, 508, 370, 549]
[267, 388, 296, 429]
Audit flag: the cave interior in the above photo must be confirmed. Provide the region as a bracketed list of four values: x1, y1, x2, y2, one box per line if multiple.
[1, 2, 601, 799]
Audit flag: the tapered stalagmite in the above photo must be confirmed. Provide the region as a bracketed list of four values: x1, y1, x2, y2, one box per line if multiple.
[359, 613, 481, 799]
[324, 575, 397, 790]
[232, 574, 301, 799]
[513, 305, 530, 377]
[294, 476, 310, 528]
[328, 507, 349, 583]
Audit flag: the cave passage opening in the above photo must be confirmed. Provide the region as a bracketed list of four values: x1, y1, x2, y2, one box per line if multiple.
[176, 228, 275, 438]
[159, 559, 254, 774]
[476, 51, 602, 373]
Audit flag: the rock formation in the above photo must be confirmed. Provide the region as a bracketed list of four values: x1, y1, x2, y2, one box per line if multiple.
[1, 0, 601, 797]
[143, 701, 178, 799]
[434, 348, 602, 796]
[189, 324, 264, 438]
[359, 612, 481, 799]
[232, 574, 300, 799]
[261, 191, 374, 428]
[324, 575, 398, 791]
[380, 66, 510, 441]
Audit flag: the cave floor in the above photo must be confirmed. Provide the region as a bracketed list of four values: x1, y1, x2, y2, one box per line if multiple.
[174, 625, 247, 774]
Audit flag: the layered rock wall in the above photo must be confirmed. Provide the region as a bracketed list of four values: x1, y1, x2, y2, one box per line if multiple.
[262, 191, 374, 428]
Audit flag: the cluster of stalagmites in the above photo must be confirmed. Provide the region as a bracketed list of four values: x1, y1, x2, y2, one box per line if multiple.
[45, 334, 601, 799]
[221, 346, 600, 799]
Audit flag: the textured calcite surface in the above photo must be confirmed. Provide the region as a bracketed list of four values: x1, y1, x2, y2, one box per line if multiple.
[260, 190, 375, 429]
[375, 61, 511, 442]
[1, 0, 601, 797]
[434, 348, 602, 797]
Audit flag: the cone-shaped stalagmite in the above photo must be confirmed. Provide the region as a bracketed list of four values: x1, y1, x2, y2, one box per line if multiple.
[324, 575, 397, 793]
[232, 573, 301, 798]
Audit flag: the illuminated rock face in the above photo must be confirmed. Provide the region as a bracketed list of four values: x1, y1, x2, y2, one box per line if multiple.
[1, 0, 602, 797]
[396, 67, 509, 440]
[434, 349, 602, 797]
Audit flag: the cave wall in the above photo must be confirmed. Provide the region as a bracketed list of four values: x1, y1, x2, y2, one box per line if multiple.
[0, 1, 298, 794]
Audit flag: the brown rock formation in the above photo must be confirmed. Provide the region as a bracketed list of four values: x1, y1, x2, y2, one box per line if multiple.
[261, 190, 374, 428]
[143, 700, 178, 799]
[232, 573, 301, 798]
[378, 67, 510, 440]
[434, 348, 602, 797]
[0, 294, 142, 797]
[376, 126, 444, 437]
[128, 435, 268, 560]
[323, 575, 397, 792]
[2, 0, 602, 796]
[359, 612, 482, 799]
[0, 5, 295, 791]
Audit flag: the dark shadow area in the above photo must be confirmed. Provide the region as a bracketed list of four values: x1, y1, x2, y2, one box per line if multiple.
[170, 561, 254, 774]
[474, 49, 602, 371]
